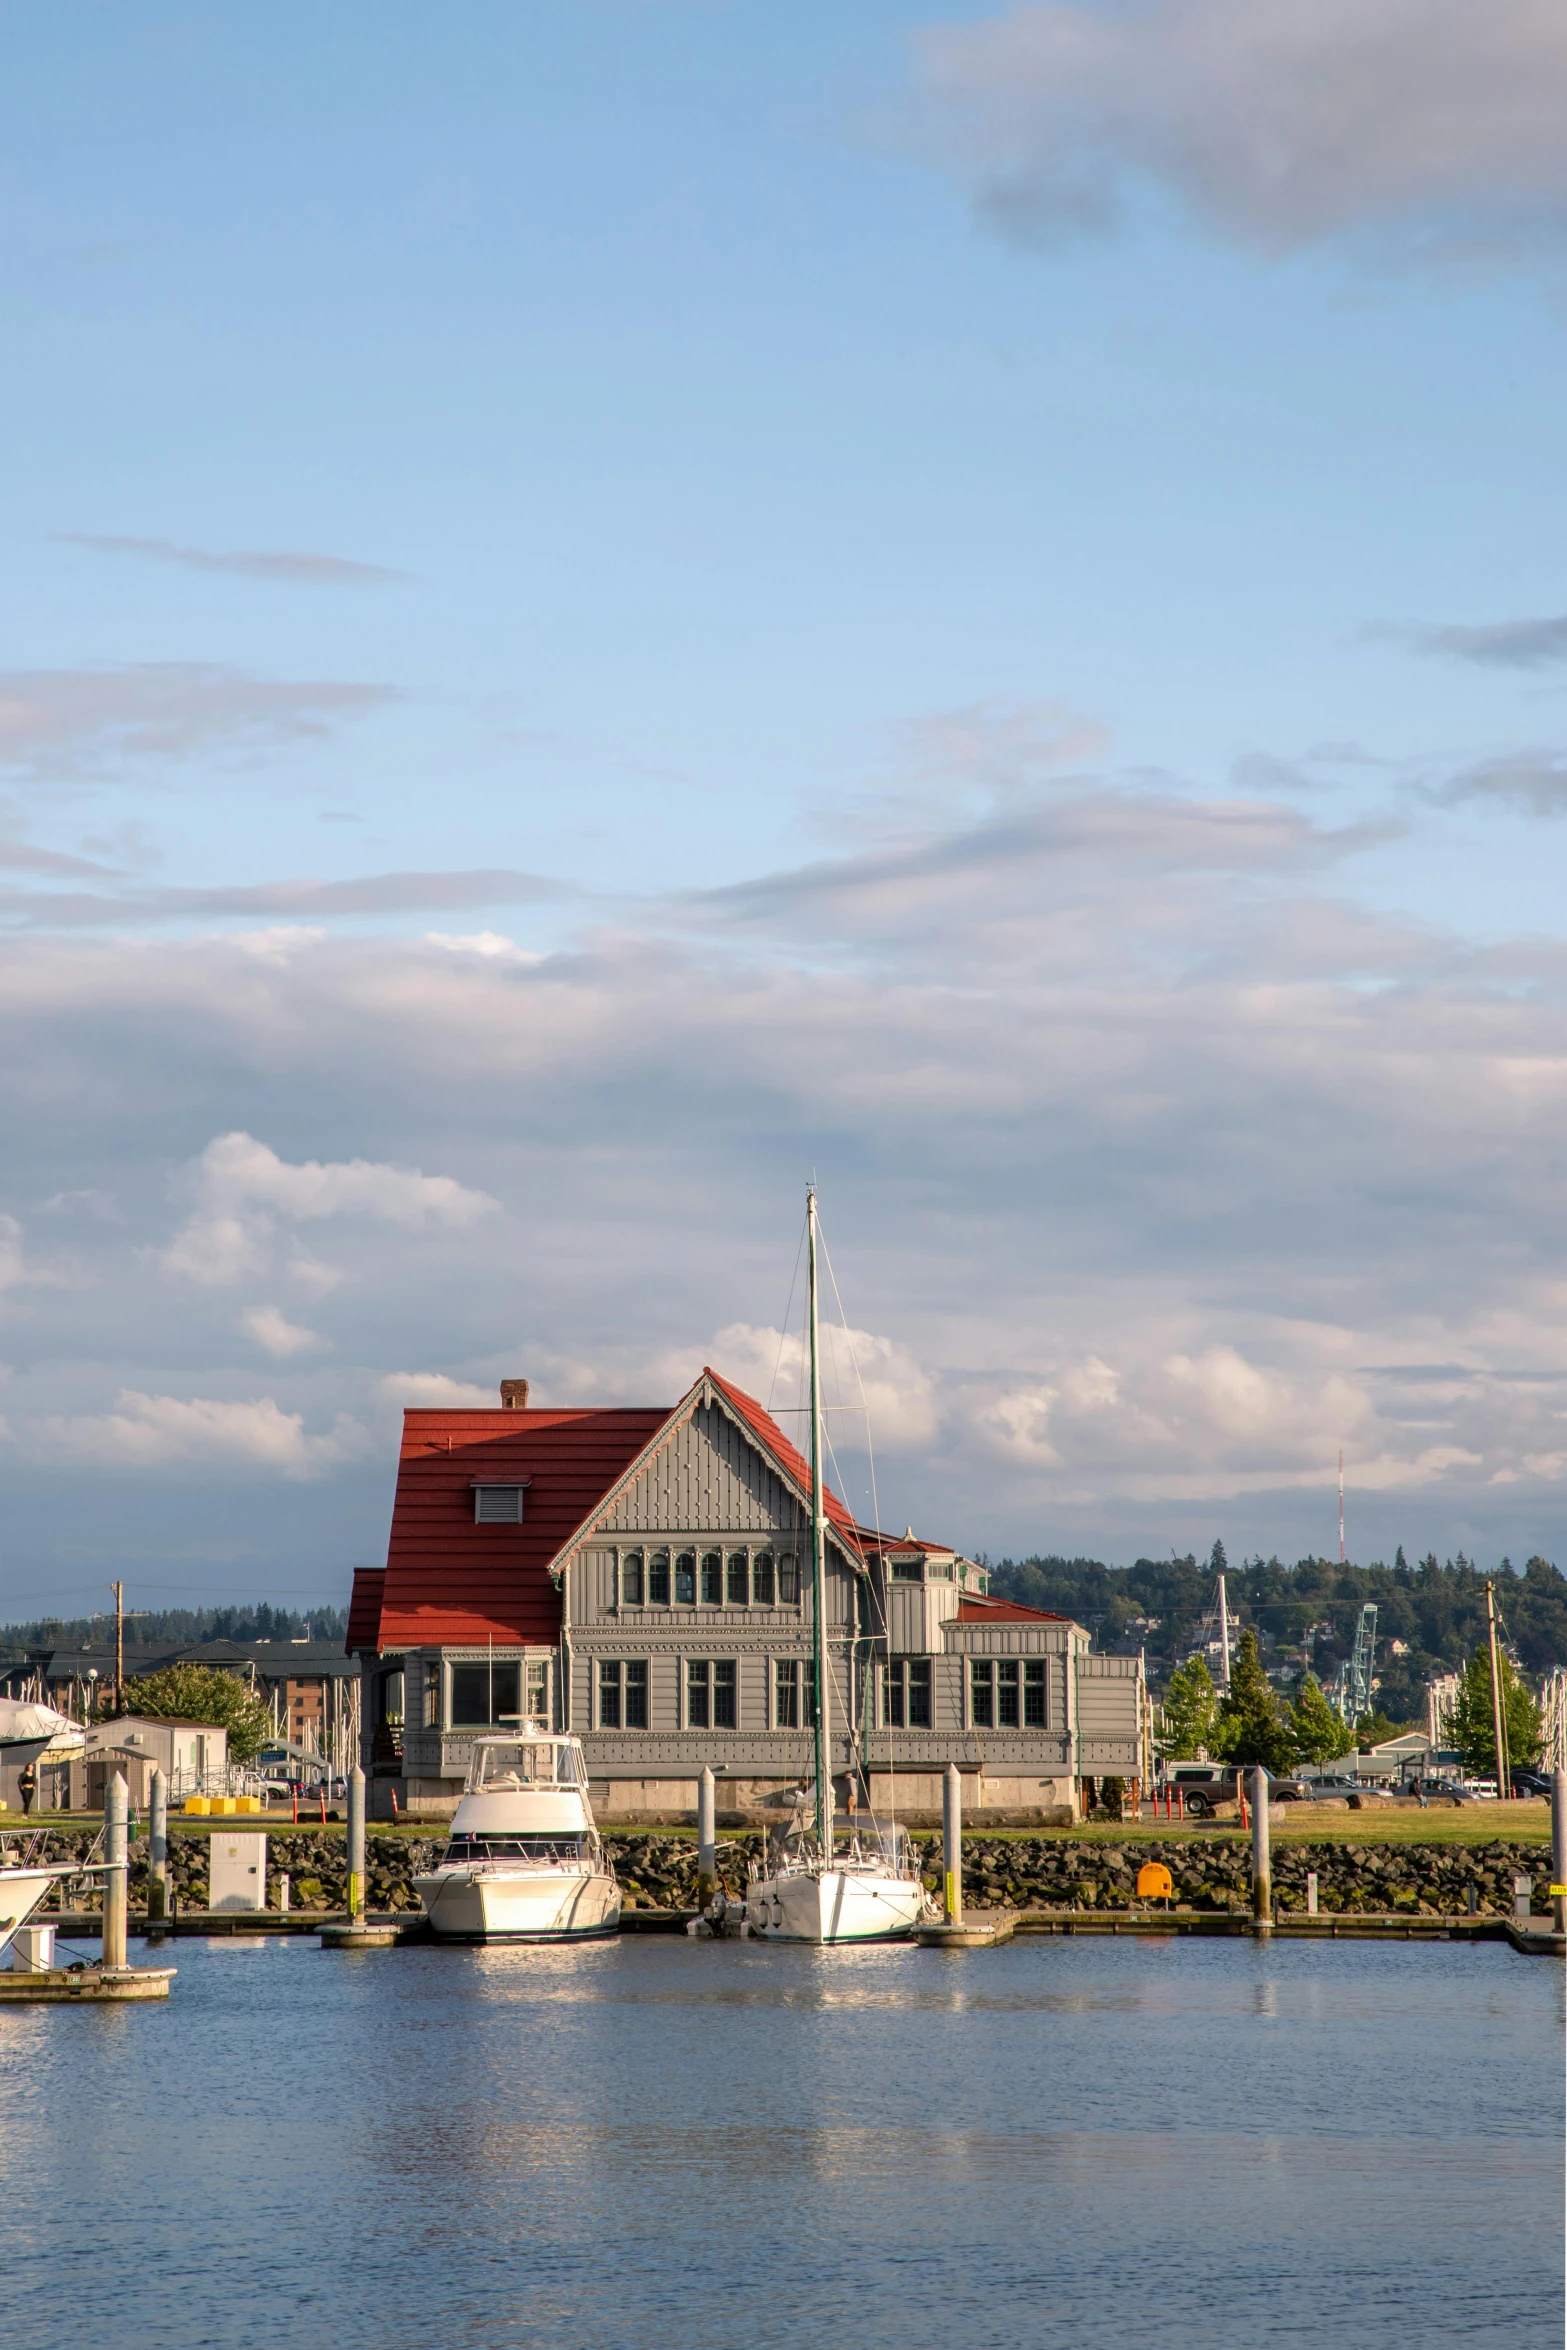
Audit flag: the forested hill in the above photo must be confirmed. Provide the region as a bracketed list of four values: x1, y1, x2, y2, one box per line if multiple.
[987, 1550, 1567, 1720]
[0, 1600, 348, 1653]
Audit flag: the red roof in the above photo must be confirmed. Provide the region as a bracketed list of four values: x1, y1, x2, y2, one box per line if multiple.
[957, 1597, 1071, 1624]
[360, 1370, 924, 1653]
[345, 1566, 385, 1653]
[377, 1406, 667, 1646]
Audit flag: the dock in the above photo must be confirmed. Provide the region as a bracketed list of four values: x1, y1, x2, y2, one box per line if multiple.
[0, 1962, 176, 2003]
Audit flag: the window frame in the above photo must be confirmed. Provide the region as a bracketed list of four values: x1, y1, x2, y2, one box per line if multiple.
[970, 1657, 995, 1730]
[686, 1658, 738, 1731]
[471, 1481, 529, 1524]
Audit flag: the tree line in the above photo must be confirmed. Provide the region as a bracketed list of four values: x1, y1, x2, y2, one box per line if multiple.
[0, 1598, 349, 1656]
[987, 1546, 1567, 1720]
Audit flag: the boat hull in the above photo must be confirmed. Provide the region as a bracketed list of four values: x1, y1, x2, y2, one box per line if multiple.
[745, 1867, 924, 1944]
[0, 1869, 55, 1961]
[413, 1865, 621, 1942]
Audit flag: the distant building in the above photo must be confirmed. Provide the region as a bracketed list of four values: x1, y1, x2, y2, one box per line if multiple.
[347, 1371, 1146, 1823]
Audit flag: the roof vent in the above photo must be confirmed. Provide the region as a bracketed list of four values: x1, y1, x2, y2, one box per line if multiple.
[904, 1525, 915, 1541]
[499, 1379, 530, 1410]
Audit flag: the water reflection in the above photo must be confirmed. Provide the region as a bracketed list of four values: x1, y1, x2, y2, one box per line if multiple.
[0, 1934, 1557, 2350]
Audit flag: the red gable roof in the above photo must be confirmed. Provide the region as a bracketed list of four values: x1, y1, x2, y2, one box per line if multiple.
[377, 1406, 667, 1646]
[958, 1596, 1071, 1624]
[345, 1566, 385, 1653]
[363, 1369, 911, 1653]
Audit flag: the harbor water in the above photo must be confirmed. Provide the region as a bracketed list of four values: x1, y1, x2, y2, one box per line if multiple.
[0, 1931, 1560, 2349]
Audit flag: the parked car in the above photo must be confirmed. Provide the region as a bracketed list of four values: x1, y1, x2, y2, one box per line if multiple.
[1300, 1774, 1366, 1800]
[1402, 1776, 1475, 1805]
[1508, 1767, 1555, 1799]
[1162, 1765, 1308, 1817]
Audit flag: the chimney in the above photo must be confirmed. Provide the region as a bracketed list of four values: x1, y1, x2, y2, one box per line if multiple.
[499, 1379, 530, 1410]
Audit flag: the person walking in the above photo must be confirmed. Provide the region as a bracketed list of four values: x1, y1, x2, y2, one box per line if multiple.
[18, 1761, 37, 1816]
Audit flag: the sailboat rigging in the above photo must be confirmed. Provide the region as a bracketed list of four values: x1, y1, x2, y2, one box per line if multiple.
[743, 1187, 927, 1944]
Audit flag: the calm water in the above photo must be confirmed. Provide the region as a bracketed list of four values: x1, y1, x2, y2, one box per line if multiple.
[0, 1930, 1561, 2349]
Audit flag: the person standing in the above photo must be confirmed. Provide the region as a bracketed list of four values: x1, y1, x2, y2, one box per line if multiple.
[18, 1761, 37, 1816]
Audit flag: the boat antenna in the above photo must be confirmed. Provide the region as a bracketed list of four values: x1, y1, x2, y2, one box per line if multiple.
[807, 1185, 832, 1854]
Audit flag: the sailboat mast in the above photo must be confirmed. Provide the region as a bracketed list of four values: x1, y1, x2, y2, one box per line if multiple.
[1218, 1571, 1232, 1694]
[807, 1187, 832, 1851]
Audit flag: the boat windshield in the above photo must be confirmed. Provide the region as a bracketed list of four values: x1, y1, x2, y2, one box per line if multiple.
[443, 1833, 588, 1865]
[468, 1740, 583, 1792]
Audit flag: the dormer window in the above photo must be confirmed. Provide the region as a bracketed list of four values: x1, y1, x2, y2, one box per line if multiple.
[472, 1482, 528, 1524]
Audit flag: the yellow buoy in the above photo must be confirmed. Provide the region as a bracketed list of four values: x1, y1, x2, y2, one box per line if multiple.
[1136, 1861, 1174, 1902]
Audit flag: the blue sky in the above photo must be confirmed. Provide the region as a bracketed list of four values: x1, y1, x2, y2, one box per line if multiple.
[1, 1, 1565, 1614]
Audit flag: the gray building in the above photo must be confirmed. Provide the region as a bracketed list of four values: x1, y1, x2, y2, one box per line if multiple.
[349, 1369, 1146, 1823]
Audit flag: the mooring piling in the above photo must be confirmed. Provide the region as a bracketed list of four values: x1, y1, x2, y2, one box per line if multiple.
[103, 1770, 129, 1969]
[944, 1762, 963, 1925]
[148, 1767, 168, 1921]
[1551, 1772, 1566, 1936]
[347, 1766, 366, 1923]
[1306, 1870, 1318, 1916]
[696, 1766, 716, 1910]
[1251, 1765, 1271, 1935]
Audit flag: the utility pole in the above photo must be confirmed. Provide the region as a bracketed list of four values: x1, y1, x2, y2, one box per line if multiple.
[1485, 1579, 1511, 1801]
[112, 1580, 125, 1713]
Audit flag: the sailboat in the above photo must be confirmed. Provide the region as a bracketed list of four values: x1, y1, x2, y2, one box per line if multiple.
[743, 1187, 927, 1945]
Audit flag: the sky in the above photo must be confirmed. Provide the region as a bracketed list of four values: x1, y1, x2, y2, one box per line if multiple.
[1, 0, 1566, 1617]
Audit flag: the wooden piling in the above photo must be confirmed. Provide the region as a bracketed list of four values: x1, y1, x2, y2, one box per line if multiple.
[1251, 1765, 1271, 1934]
[943, 1762, 963, 1925]
[347, 1767, 366, 1922]
[1552, 1771, 1566, 1938]
[696, 1767, 716, 1910]
[148, 1766, 168, 1921]
[103, 1770, 129, 1970]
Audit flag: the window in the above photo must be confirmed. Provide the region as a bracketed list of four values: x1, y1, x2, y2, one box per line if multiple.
[621, 1551, 644, 1607]
[726, 1551, 749, 1605]
[450, 1661, 520, 1728]
[599, 1659, 647, 1729]
[886, 1658, 932, 1730]
[686, 1660, 734, 1728]
[891, 1556, 922, 1581]
[777, 1553, 799, 1604]
[774, 1658, 799, 1728]
[648, 1549, 671, 1606]
[675, 1550, 697, 1605]
[1024, 1659, 1048, 1727]
[473, 1484, 525, 1523]
[997, 1659, 1020, 1728]
[752, 1550, 775, 1606]
[701, 1550, 723, 1605]
[928, 1559, 954, 1581]
[423, 1661, 440, 1730]
[527, 1660, 550, 1726]
[970, 1659, 994, 1728]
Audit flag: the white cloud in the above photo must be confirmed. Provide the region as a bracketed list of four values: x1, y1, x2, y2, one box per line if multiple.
[162, 1131, 497, 1288]
[240, 1305, 327, 1359]
[918, 0, 1567, 264]
[0, 662, 392, 781]
[31, 1392, 370, 1479]
[704, 1321, 942, 1452]
[378, 1371, 498, 1409]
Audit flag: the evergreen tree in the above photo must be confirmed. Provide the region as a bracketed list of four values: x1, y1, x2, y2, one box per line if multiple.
[1353, 1710, 1401, 1750]
[1290, 1675, 1354, 1766]
[1448, 1650, 1542, 1780]
[122, 1662, 272, 1763]
[1212, 1631, 1294, 1771]
[1210, 1538, 1227, 1574]
[1156, 1655, 1217, 1759]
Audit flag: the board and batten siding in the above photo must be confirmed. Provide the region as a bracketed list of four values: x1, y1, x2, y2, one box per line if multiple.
[600, 1401, 807, 1538]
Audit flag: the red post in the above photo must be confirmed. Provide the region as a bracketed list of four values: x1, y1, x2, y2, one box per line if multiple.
[318, 1786, 328, 1825]
[390, 1787, 399, 1819]
[1176, 1788, 1184, 1821]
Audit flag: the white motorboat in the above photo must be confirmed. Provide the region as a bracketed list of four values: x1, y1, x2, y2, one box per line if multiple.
[0, 1860, 57, 1962]
[413, 1730, 620, 1941]
[744, 1188, 928, 1946]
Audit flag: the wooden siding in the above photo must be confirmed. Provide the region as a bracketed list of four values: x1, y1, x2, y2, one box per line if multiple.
[601, 1401, 806, 1537]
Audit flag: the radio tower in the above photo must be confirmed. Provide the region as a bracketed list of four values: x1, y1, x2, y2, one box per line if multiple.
[1338, 1451, 1345, 1565]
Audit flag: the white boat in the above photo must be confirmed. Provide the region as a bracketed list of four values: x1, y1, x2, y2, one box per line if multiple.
[0, 1860, 58, 1962]
[413, 1730, 620, 1941]
[744, 1188, 928, 1946]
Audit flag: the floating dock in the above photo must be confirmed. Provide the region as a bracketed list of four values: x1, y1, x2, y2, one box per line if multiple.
[0, 1962, 176, 2003]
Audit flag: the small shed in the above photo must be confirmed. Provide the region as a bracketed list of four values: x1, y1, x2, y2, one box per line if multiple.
[68, 1717, 229, 1809]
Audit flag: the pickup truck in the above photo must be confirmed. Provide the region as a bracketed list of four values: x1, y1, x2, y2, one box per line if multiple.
[1161, 1764, 1309, 1817]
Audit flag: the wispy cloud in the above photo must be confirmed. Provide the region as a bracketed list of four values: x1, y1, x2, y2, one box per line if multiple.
[0, 663, 394, 782]
[918, 0, 1567, 264]
[0, 869, 566, 930]
[1407, 615, 1567, 668]
[64, 534, 405, 586]
[1435, 751, 1567, 816]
